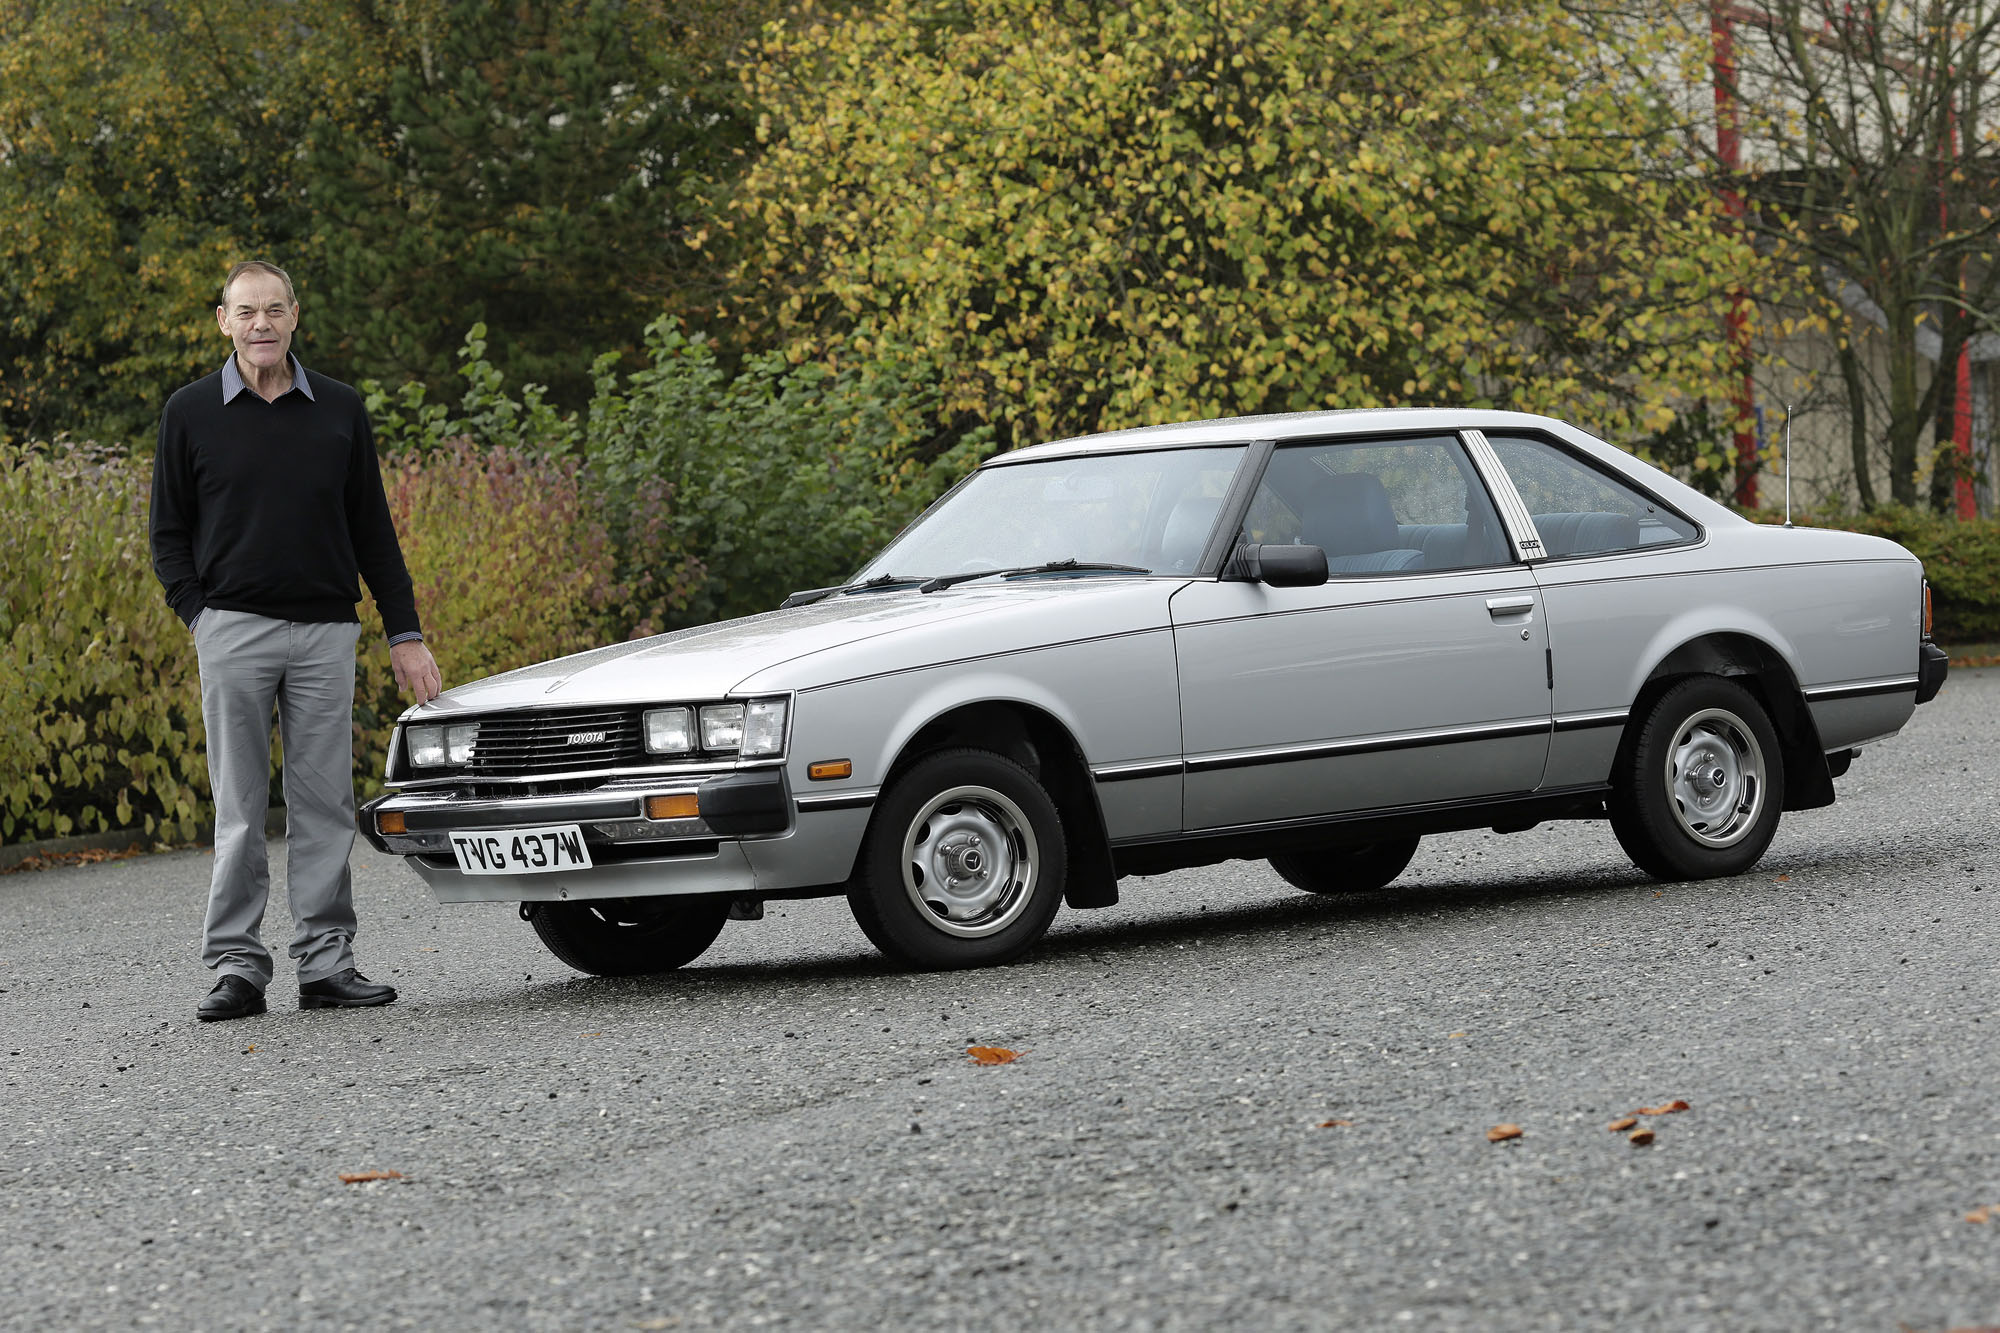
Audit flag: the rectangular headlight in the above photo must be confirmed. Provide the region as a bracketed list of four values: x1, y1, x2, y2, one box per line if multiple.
[699, 704, 744, 752]
[741, 699, 787, 757]
[445, 723, 478, 764]
[644, 706, 694, 755]
[406, 725, 446, 767]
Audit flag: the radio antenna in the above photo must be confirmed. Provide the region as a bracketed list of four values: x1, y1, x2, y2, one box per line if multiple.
[1783, 403, 1794, 528]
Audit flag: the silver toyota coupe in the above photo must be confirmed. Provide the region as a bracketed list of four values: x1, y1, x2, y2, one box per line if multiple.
[359, 409, 1949, 975]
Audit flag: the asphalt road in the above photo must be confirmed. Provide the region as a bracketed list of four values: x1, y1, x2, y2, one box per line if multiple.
[3, 670, 1997, 1332]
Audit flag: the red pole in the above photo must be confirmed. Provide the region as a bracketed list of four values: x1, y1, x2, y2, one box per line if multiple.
[1712, 4, 1759, 507]
[1954, 350, 1974, 518]
[1943, 102, 1976, 517]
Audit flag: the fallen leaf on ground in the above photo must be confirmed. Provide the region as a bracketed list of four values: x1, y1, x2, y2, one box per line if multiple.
[1966, 1207, 1992, 1224]
[1774, 874, 1790, 882]
[242, 1045, 256, 1054]
[966, 1046, 1022, 1065]
[1607, 1116, 1638, 1132]
[1629, 1128, 1656, 1146]
[1486, 1124, 1523, 1142]
[1636, 1099, 1691, 1115]
[337, 1170, 403, 1184]
[0, 845, 145, 876]
[1316, 1119, 1353, 1128]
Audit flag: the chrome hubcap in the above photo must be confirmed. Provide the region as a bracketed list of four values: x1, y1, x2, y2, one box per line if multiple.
[901, 785, 1038, 938]
[1667, 707, 1765, 849]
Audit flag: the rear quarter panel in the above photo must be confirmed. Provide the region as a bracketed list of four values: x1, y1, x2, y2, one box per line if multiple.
[1538, 525, 1923, 786]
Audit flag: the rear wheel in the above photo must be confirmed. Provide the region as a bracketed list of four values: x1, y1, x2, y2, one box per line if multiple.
[848, 748, 1067, 970]
[1268, 837, 1420, 896]
[528, 896, 730, 976]
[1609, 676, 1785, 881]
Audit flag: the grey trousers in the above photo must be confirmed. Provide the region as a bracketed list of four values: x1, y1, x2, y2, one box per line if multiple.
[195, 609, 365, 988]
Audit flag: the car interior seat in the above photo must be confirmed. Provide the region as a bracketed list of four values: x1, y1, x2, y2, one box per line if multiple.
[1296, 472, 1425, 574]
[1157, 494, 1223, 573]
[1531, 511, 1640, 558]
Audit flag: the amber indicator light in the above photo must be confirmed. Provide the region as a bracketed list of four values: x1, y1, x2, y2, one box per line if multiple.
[808, 759, 853, 781]
[646, 794, 700, 820]
[376, 811, 407, 835]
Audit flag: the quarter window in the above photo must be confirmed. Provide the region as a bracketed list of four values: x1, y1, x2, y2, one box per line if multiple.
[1246, 435, 1511, 574]
[1485, 433, 1698, 557]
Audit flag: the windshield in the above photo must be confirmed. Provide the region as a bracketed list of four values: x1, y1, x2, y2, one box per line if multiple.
[855, 446, 1246, 580]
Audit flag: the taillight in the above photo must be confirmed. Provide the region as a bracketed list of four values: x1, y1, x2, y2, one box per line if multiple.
[1922, 581, 1934, 640]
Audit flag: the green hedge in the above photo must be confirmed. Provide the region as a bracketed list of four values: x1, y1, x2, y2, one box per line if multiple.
[1, 444, 209, 843]
[366, 320, 987, 632]
[1, 441, 628, 846]
[1744, 506, 2000, 645]
[352, 441, 625, 801]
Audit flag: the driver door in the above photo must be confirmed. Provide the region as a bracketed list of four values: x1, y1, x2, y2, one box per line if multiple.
[1171, 433, 1552, 831]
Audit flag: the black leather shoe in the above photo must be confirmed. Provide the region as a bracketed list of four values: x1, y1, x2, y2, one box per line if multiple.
[299, 968, 397, 1009]
[197, 975, 266, 1022]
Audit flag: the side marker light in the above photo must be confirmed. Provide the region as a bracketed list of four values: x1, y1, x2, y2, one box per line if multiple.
[646, 794, 700, 820]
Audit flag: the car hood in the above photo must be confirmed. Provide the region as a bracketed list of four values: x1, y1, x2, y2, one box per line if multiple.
[408, 578, 1183, 717]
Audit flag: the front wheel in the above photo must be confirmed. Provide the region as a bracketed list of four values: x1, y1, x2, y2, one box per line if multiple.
[1609, 676, 1785, 881]
[528, 896, 730, 976]
[848, 748, 1067, 970]
[1268, 837, 1420, 896]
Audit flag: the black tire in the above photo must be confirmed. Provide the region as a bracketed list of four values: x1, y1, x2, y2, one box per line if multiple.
[1268, 837, 1420, 896]
[848, 748, 1067, 970]
[528, 896, 730, 976]
[1609, 676, 1785, 881]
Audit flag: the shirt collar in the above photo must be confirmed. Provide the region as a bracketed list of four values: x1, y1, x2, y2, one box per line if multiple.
[221, 353, 314, 404]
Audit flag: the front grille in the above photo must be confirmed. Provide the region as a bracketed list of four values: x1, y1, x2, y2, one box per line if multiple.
[465, 707, 644, 777]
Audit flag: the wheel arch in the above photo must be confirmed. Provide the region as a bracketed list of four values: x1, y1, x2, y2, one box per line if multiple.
[1622, 631, 1833, 812]
[877, 699, 1118, 909]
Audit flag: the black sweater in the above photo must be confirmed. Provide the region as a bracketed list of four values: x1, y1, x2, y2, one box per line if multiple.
[149, 364, 421, 637]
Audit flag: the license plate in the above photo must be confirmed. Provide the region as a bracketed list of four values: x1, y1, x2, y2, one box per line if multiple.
[449, 825, 594, 875]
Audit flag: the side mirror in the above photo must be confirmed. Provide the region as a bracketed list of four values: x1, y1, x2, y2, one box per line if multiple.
[1231, 543, 1328, 587]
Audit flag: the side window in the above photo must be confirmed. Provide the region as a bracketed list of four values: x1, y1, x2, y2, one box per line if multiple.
[1485, 433, 1699, 557]
[1247, 435, 1511, 574]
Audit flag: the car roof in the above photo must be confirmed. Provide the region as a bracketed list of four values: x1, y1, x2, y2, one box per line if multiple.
[991, 407, 1594, 465]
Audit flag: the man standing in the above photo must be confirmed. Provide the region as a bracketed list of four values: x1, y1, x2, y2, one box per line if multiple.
[150, 260, 443, 1022]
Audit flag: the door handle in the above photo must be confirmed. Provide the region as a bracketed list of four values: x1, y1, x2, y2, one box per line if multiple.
[1486, 595, 1536, 617]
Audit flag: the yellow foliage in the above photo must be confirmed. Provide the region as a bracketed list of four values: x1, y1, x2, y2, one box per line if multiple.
[723, 0, 1765, 451]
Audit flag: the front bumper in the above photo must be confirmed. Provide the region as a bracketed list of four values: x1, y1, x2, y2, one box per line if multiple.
[1917, 641, 1949, 705]
[357, 769, 793, 901]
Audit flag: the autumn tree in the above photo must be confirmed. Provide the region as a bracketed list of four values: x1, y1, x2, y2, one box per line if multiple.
[1703, 0, 2000, 511]
[1592, 0, 2000, 510]
[303, 0, 769, 410]
[0, 0, 319, 443]
[0, 0, 774, 444]
[720, 0, 1767, 458]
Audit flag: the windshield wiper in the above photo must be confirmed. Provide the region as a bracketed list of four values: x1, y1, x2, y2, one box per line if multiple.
[778, 573, 918, 609]
[917, 558, 1150, 594]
